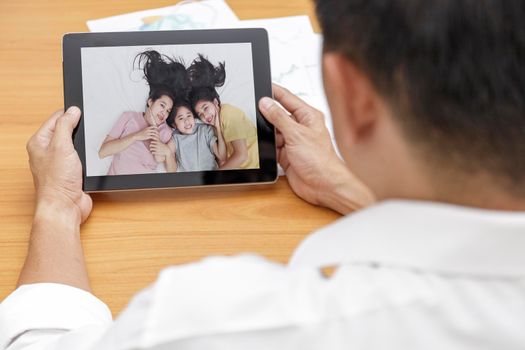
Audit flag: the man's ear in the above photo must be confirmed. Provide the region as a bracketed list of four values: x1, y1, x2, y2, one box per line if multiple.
[322, 53, 384, 144]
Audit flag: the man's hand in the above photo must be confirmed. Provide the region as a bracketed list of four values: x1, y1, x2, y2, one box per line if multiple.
[26, 107, 92, 223]
[259, 85, 375, 214]
[19, 107, 93, 291]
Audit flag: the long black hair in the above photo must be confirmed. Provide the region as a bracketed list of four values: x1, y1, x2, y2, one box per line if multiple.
[187, 54, 226, 107]
[134, 50, 190, 107]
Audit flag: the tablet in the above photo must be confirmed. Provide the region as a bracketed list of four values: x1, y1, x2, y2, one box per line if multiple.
[63, 29, 276, 192]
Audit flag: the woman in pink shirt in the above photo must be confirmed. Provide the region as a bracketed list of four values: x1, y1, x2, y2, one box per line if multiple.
[98, 50, 189, 175]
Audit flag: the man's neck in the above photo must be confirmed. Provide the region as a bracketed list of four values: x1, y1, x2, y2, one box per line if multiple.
[413, 168, 525, 211]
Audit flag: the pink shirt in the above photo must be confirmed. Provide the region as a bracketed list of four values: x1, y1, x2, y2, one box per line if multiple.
[106, 111, 172, 176]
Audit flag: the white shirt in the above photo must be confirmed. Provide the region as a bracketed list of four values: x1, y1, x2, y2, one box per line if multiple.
[2, 200, 525, 349]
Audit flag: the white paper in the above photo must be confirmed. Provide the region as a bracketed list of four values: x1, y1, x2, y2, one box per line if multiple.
[87, 0, 239, 32]
[234, 18, 333, 138]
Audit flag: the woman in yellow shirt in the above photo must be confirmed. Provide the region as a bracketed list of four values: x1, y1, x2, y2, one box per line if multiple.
[188, 55, 259, 170]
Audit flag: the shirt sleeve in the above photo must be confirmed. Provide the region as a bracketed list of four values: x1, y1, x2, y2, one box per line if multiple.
[159, 123, 173, 143]
[0, 257, 449, 350]
[221, 106, 254, 144]
[0, 283, 112, 350]
[89, 255, 325, 349]
[107, 112, 133, 139]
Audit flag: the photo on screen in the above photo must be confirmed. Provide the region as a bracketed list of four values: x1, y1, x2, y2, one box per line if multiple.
[81, 43, 259, 177]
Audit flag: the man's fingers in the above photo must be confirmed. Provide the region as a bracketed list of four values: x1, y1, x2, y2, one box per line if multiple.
[28, 110, 64, 151]
[278, 148, 290, 172]
[272, 84, 325, 127]
[294, 106, 325, 128]
[52, 106, 81, 145]
[272, 84, 310, 115]
[36, 110, 63, 136]
[275, 129, 285, 149]
[259, 97, 298, 137]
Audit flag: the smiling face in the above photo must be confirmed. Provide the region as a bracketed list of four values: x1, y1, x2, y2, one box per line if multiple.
[194, 98, 220, 125]
[147, 95, 173, 126]
[173, 106, 196, 134]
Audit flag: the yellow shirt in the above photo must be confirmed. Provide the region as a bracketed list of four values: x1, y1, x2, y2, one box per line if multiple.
[220, 104, 260, 169]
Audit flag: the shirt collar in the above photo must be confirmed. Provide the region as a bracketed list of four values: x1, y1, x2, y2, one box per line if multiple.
[289, 200, 525, 277]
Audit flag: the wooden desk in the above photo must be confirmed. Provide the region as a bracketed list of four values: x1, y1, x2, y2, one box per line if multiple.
[0, 0, 337, 314]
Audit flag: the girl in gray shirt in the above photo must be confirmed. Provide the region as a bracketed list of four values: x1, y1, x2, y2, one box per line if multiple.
[151, 99, 226, 172]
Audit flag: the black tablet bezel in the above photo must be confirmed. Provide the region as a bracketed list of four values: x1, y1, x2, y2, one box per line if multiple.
[63, 29, 276, 192]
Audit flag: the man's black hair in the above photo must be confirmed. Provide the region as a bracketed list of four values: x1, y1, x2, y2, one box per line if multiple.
[316, 0, 525, 192]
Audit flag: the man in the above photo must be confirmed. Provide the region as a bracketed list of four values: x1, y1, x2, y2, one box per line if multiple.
[1, 0, 525, 349]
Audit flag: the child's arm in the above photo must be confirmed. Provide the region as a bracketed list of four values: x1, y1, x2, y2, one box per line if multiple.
[219, 139, 248, 170]
[212, 123, 227, 166]
[154, 154, 166, 163]
[99, 126, 159, 158]
[153, 139, 165, 163]
[164, 139, 178, 172]
[150, 139, 177, 172]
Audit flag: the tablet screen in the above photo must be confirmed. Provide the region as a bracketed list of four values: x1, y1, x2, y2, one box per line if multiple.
[81, 43, 259, 177]
[64, 29, 275, 192]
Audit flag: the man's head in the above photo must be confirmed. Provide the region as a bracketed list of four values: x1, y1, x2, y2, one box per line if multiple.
[317, 0, 525, 206]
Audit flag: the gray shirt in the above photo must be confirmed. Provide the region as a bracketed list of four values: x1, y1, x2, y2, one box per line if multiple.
[173, 123, 218, 172]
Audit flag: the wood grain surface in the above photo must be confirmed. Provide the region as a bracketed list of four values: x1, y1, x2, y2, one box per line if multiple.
[0, 0, 336, 315]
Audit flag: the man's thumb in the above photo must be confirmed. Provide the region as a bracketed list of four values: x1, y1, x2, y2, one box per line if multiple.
[259, 97, 295, 134]
[54, 106, 81, 142]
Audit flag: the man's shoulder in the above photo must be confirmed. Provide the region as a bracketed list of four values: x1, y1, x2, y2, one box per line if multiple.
[119, 254, 461, 347]
[96, 250, 525, 349]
